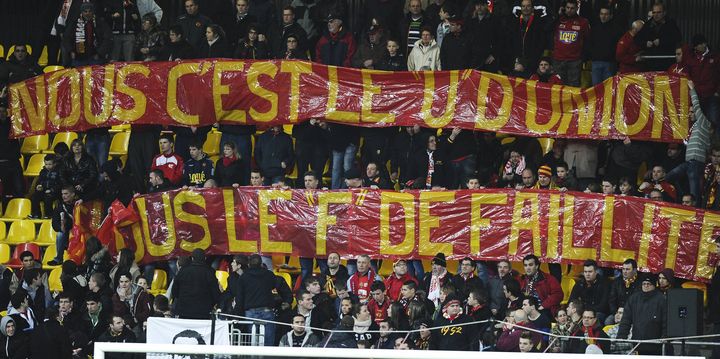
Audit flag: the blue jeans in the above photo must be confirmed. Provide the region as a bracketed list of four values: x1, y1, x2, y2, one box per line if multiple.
[86, 132, 110, 168]
[449, 155, 477, 189]
[245, 307, 276, 346]
[406, 260, 424, 282]
[299, 257, 328, 282]
[666, 159, 704, 207]
[331, 143, 357, 189]
[591, 61, 616, 85]
[54, 231, 67, 263]
[220, 133, 252, 186]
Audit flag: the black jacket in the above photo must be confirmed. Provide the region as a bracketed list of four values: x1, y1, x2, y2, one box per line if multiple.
[390, 128, 433, 184]
[171, 261, 221, 319]
[608, 275, 640, 315]
[62, 15, 113, 60]
[214, 157, 243, 187]
[616, 289, 666, 353]
[29, 319, 73, 359]
[451, 274, 485, 302]
[408, 148, 448, 189]
[200, 37, 232, 58]
[0, 331, 29, 359]
[567, 322, 610, 353]
[568, 277, 611, 316]
[589, 19, 623, 62]
[440, 31, 472, 70]
[235, 267, 279, 311]
[61, 154, 99, 199]
[161, 39, 196, 60]
[37, 168, 62, 198]
[175, 13, 213, 51]
[467, 13, 503, 71]
[433, 313, 475, 351]
[52, 201, 75, 233]
[107, 0, 140, 34]
[254, 130, 294, 174]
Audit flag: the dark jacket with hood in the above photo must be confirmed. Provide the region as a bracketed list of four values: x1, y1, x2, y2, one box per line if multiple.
[171, 260, 221, 319]
[0, 316, 30, 359]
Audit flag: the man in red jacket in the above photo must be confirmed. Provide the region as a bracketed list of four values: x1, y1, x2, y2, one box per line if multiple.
[151, 133, 184, 186]
[686, 34, 720, 127]
[552, 0, 590, 87]
[616, 20, 644, 74]
[384, 259, 418, 301]
[518, 254, 562, 317]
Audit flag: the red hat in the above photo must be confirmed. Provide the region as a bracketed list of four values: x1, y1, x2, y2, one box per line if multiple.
[538, 165, 552, 177]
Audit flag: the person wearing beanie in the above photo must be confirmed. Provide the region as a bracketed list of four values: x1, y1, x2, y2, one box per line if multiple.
[656, 268, 676, 295]
[616, 272, 667, 355]
[0, 316, 30, 359]
[533, 165, 559, 190]
[423, 253, 450, 308]
[432, 294, 474, 350]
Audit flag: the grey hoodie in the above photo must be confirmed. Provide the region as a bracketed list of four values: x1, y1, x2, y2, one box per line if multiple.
[0, 316, 14, 336]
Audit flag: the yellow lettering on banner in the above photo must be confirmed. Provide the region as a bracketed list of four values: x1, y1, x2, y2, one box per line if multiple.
[475, 73, 512, 131]
[223, 189, 257, 252]
[317, 192, 352, 256]
[212, 61, 247, 123]
[134, 196, 174, 257]
[470, 193, 507, 255]
[547, 194, 561, 259]
[652, 76, 688, 140]
[524, 80, 538, 130]
[526, 83, 570, 133]
[167, 63, 203, 125]
[9, 78, 47, 131]
[247, 62, 279, 122]
[361, 70, 395, 123]
[258, 190, 293, 253]
[173, 191, 211, 252]
[696, 212, 720, 280]
[614, 75, 651, 136]
[574, 87, 597, 135]
[560, 194, 596, 260]
[419, 191, 454, 256]
[600, 197, 635, 263]
[380, 192, 416, 256]
[509, 192, 541, 257]
[654, 206, 696, 270]
[421, 71, 458, 128]
[82, 65, 114, 125]
[599, 83, 615, 136]
[326, 66, 359, 122]
[48, 69, 81, 127]
[556, 87, 582, 134]
[115, 64, 149, 122]
[636, 203, 656, 268]
[280, 61, 312, 123]
[129, 223, 146, 260]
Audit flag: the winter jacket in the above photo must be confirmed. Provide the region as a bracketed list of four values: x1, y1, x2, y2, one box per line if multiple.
[568, 277, 611, 316]
[52, 201, 75, 234]
[616, 31, 643, 73]
[589, 19, 623, 62]
[384, 273, 418, 302]
[151, 152, 184, 185]
[376, 53, 407, 71]
[509, 13, 550, 70]
[685, 48, 720, 98]
[161, 39, 196, 60]
[451, 273, 484, 302]
[407, 39, 440, 71]
[0, 316, 29, 359]
[518, 270, 563, 315]
[254, 130, 294, 175]
[111, 285, 152, 327]
[235, 267, 279, 311]
[432, 313, 475, 350]
[278, 331, 323, 347]
[408, 148, 448, 189]
[636, 17, 681, 70]
[175, 12, 212, 51]
[315, 28, 356, 67]
[616, 289, 666, 354]
[62, 15, 113, 61]
[440, 31, 472, 70]
[351, 36, 387, 69]
[171, 261, 220, 319]
[496, 321, 541, 351]
[134, 25, 167, 61]
[214, 157, 243, 187]
[567, 322, 610, 353]
[107, 0, 141, 35]
[37, 168, 62, 198]
[61, 154, 99, 198]
[234, 38, 270, 59]
[29, 319, 72, 359]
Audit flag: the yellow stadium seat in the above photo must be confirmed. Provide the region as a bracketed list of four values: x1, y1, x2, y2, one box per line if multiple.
[2, 198, 32, 221]
[560, 277, 575, 305]
[36, 220, 55, 246]
[378, 259, 394, 277]
[43, 65, 64, 73]
[49, 132, 78, 151]
[511, 261, 524, 274]
[275, 271, 292, 289]
[21, 135, 49, 155]
[38, 46, 49, 67]
[49, 267, 63, 292]
[209, 155, 219, 165]
[501, 137, 516, 146]
[203, 131, 222, 156]
[5, 220, 36, 244]
[216, 270, 229, 291]
[149, 269, 168, 295]
[0, 222, 6, 241]
[109, 124, 131, 133]
[109, 131, 130, 156]
[681, 281, 708, 306]
[0, 243, 10, 264]
[277, 256, 301, 275]
[0, 45, 4, 60]
[23, 153, 47, 177]
[42, 245, 68, 270]
[5, 45, 32, 60]
[538, 138, 554, 155]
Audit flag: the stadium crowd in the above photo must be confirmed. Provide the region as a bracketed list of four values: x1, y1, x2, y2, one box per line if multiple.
[0, 0, 719, 357]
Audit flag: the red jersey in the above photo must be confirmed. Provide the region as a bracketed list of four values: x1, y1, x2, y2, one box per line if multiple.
[152, 153, 184, 185]
[616, 32, 643, 74]
[552, 15, 590, 61]
[367, 297, 390, 324]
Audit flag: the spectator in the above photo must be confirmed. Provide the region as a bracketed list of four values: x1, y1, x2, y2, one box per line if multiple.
[568, 259, 610, 323]
[390, 125, 433, 187]
[61, 139, 99, 200]
[616, 273, 667, 355]
[346, 255, 381, 303]
[551, 0, 590, 87]
[60, 261, 88, 305]
[63, 3, 112, 67]
[361, 0, 403, 41]
[496, 309, 541, 352]
[451, 257, 484, 301]
[518, 331, 537, 353]
[439, 13, 470, 70]
[605, 137, 652, 183]
[363, 162, 391, 189]
[533, 165, 559, 190]
[0, 316, 30, 359]
[509, 0, 550, 73]
[96, 315, 136, 355]
[517, 168, 536, 189]
[567, 308, 610, 353]
[292, 120, 327, 188]
[639, 164, 677, 201]
[367, 281, 390, 324]
[686, 34, 720, 129]
[607, 258, 639, 324]
[183, 141, 214, 187]
[111, 271, 151, 331]
[518, 254, 562, 316]
[407, 135, 447, 189]
[234, 24, 270, 59]
[8, 291, 38, 333]
[109, 248, 141, 289]
[499, 149, 526, 188]
[434, 5, 450, 48]
[401, 0, 428, 55]
[0, 100, 24, 200]
[175, 0, 212, 51]
[601, 178, 616, 195]
[522, 296, 551, 333]
[171, 249, 220, 320]
[553, 162, 578, 191]
[668, 44, 689, 74]
[31, 154, 62, 219]
[135, 14, 166, 61]
[352, 25, 386, 69]
[147, 169, 171, 193]
[236, 254, 281, 345]
[151, 133, 184, 186]
[376, 39, 406, 71]
[384, 260, 418, 302]
[407, 27, 440, 71]
[315, 14, 355, 67]
[254, 126, 294, 185]
[83, 237, 111, 282]
[83, 292, 111, 354]
[248, 0, 277, 36]
[604, 307, 633, 353]
[590, 5, 622, 84]
[18, 268, 52, 325]
[320, 252, 349, 297]
[656, 268, 676, 296]
[0, 44, 42, 85]
[29, 308, 73, 359]
[465, 288, 492, 339]
[467, 0, 501, 72]
[280, 34, 309, 59]
[423, 253, 450, 307]
[279, 314, 322, 347]
[487, 259, 513, 318]
[636, 2, 681, 71]
[108, 0, 141, 61]
[272, 6, 309, 57]
[162, 25, 196, 60]
[226, 0, 256, 47]
[323, 123, 359, 190]
[48, 186, 77, 266]
[504, 278, 524, 315]
[529, 57, 563, 84]
[433, 295, 475, 350]
[615, 20, 644, 74]
[548, 307, 572, 352]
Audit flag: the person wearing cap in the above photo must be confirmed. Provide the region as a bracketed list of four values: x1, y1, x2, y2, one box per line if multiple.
[439, 10, 470, 71]
[636, 2, 681, 71]
[532, 165, 559, 190]
[384, 259, 419, 301]
[62, 2, 113, 67]
[423, 253, 450, 308]
[685, 33, 720, 128]
[432, 294, 475, 350]
[315, 13, 356, 67]
[655, 268, 676, 296]
[352, 24, 386, 69]
[616, 272, 666, 355]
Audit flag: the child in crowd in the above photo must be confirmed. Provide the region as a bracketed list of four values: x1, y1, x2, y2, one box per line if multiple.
[31, 154, 61, 218]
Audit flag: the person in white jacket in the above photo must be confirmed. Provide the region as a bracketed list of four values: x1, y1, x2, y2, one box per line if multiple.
[136, 0, 163, 23]
[407, 28, 441, 71]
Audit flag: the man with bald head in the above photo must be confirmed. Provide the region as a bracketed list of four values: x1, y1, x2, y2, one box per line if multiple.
[496, 309, 543, 351]
[616, 20, 645, 73]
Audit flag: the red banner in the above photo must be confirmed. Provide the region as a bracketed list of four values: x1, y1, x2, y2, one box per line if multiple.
[9, 60, 690, 142]
[83, 188, 719, 282]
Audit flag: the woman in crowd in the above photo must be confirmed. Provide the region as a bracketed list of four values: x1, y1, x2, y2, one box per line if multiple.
[386, 301, 410, 332]
[83, 236, 111, 282]
[201, 24, 231, 58]
[112, 272, 152, 330]
[61, 139, 99, 200]
[135, 13, 167, 61]
[109, 248, 142, 288]
[618, 176, 639, 196]
[278, 34, 307, 60]
[214, 141, 244, 187]
[60, 260, 88, 304]
[549, 307, 573, 353]
[162, 25, 196, 60]
[234, 24, 269, 59]
[353, 303, 377, 344]
[656, 268, 676, 296]
[407, 28, 440, 71]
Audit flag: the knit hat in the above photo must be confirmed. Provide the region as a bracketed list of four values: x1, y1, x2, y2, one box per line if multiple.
[538, 165, 552, 177]
[431, 253, 447, 267]
[641, 272, 657, 284]
[344, 168, 362, 180]
[441, 294, 461, 313]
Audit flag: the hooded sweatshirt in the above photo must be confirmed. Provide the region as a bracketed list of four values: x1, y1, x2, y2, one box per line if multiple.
[0, 316, 30, 359]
